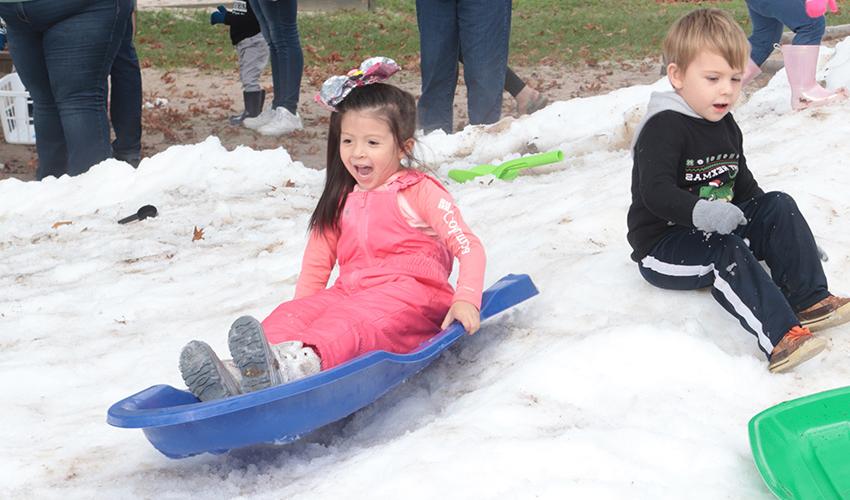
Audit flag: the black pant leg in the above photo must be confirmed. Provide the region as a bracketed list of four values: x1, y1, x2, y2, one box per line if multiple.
[737, 192, 830, 311]
[639, 227, 798, 357]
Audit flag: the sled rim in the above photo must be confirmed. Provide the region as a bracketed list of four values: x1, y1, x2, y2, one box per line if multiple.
[107, 273, 539, 429]
[749, 385, 850, 500]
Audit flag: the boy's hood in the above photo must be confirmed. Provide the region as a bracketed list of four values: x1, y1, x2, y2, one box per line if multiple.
[630, 91, 702, 155]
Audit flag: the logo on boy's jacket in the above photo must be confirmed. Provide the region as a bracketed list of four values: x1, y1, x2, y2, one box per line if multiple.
[438, 198, 470, 255]
[683, 153, 740, 182]
[699, 179, 734, 201]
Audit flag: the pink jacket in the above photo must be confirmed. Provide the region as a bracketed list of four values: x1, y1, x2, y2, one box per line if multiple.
[295, 169, 486, 308]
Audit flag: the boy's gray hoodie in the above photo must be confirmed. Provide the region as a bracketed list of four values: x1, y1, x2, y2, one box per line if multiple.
[630, 91, 702, 155]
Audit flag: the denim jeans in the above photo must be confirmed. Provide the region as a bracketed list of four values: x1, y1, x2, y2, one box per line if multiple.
[458, 52, 525, 98]
[415, 0, 511, 134]
[0, 0, 131, 179]
[109, 8, 142, 165]
[746, 0, 826, 66]
[248, 0, 302, 114]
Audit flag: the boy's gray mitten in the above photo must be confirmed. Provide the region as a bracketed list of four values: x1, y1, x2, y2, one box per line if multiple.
[692, 199, 747, 234]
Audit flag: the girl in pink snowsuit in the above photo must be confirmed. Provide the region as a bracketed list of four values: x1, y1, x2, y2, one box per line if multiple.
[179, 67, 486, 402]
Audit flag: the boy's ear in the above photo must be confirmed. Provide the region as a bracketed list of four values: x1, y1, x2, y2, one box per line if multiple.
[667, 62, 684, 90]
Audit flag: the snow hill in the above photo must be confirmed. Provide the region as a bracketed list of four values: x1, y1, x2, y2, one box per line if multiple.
[3, 40, 850, 499]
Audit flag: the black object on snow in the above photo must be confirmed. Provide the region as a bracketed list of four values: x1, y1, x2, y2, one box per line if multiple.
[118, 205, 158, 224]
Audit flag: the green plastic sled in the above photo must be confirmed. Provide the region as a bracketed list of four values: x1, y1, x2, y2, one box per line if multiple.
[749, 385, 850, 499]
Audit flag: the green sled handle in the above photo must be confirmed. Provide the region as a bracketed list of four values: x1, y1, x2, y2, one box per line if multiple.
[448, 150, 565, 183]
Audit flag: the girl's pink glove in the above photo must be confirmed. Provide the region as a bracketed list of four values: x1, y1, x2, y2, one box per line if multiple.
[806, 0, 838, 18]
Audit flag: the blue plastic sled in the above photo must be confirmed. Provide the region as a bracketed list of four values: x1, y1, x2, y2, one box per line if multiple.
[107, 273, 538, 458]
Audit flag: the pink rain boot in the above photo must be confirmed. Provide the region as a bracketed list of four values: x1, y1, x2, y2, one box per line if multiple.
[805, 0, 838, 18]
[742, 59, 762, 87]
[780, 44, 847, 110]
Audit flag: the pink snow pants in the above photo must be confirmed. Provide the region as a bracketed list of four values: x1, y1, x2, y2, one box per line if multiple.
[261, 274, 453, 369]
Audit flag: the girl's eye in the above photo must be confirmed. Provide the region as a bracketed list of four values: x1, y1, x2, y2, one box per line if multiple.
[707, 76, 718, 82]
[341, 139, 352, 144]
[368, 140, 379, 146]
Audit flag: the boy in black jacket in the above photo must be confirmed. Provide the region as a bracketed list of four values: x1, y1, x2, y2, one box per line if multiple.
[211, 1, 269, 125]
[627, 9, 849, 373]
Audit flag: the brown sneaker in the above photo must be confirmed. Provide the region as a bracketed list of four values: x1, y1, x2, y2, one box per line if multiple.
[797, 295, 850, 332]
[768, 326, 827, 373]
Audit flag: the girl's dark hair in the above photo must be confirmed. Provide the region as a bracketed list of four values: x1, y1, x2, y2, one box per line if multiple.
[308, 83, 417, 233]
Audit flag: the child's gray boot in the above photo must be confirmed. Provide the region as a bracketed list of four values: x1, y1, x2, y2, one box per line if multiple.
[179, 340, 242, 402]
[228, 315, 284, 393]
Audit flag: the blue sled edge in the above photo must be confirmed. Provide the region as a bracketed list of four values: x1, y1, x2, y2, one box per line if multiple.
[106, 273, 538, 458]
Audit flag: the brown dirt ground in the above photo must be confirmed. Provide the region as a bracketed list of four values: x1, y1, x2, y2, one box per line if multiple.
[0, 60, 667, 181]
[6, 48, 799, 182]
[2, 16, 846, 182]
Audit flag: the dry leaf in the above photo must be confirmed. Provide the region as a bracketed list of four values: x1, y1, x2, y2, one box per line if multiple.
[284, 179, 295, 188]
[192, 226, 204, 241]
[51, 221, 72, 229]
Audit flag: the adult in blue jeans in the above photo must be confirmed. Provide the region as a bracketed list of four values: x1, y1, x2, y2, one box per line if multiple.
[415, 0, 511, 134]
[742, 0, 846, 110]
[0, 0, 132, 180]
[242, 0, 303, 137]
[109, 1, 142, 168]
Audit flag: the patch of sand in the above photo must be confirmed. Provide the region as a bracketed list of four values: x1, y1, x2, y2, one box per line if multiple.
[1, 59, 664, 181]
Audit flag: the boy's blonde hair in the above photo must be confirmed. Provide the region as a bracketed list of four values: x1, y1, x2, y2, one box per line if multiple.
[663, 9, 750, 72]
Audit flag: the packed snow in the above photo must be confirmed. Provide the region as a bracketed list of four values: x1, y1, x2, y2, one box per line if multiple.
[3, 40, 850, 499]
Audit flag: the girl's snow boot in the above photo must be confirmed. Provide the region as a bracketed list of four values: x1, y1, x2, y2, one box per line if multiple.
[228, 316, 321, 393]
[228, 315, 284, 393]
[179, 340, 242, 401]
[780, 44, 847, 110]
